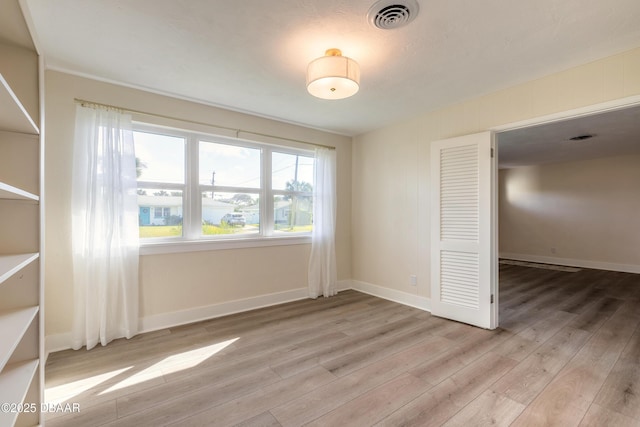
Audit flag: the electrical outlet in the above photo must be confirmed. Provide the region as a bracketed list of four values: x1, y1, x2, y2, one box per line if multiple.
[410, 275, 417, 286]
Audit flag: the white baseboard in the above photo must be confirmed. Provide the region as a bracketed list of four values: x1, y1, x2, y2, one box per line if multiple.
[499, 252, 640, 274]
[138, 288, 309, 333]
[351, 280, 431, 312]
[45, 279, 353, 356]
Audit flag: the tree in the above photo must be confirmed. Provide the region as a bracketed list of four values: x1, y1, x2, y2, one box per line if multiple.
[284, 180, 312, 229]
[230, 193, 255, 207]
[137, 189, 147, 196]
[153, 190, 169, 196]
[284, 180, 313, 195]
[135, 157, 147, 178]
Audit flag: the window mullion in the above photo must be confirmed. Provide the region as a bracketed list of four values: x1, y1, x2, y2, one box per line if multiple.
[263, 147, 273, 236]
[137, 181, 184, 190]
[185, 135, 200, 239]
[201, 185, 260, 194]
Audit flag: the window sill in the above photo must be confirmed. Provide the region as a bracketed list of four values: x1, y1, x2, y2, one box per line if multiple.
[139, 235, 312, 255]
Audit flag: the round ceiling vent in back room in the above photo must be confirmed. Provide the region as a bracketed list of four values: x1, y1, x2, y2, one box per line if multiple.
[568, 134, 595, 141]
[367, 0, 420, 30]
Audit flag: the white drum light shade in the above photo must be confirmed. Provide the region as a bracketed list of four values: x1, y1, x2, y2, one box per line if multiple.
[306, 49, 360, 100]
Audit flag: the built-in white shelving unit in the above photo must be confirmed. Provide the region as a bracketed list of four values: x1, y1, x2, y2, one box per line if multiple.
[0, 254, 39, 284]
[0, 40, 43, 427]
[0, 307, 39, 370]
[0, 74, 39, 134]
[0, 182, 39, 202]
[0, 360, 39, 427]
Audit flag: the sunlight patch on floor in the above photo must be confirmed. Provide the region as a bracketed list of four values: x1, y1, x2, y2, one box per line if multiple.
[99, 337, 239, 394]
[46, 367, 132, 405]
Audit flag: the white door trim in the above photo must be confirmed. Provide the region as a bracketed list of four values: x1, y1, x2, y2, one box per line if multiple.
[491, 95, 640, 134]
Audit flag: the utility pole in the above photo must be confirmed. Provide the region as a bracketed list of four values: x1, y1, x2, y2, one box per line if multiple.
[211, 171, 215, 198]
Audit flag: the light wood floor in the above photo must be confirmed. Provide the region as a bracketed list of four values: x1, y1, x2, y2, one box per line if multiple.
[45, 264, 640, 426]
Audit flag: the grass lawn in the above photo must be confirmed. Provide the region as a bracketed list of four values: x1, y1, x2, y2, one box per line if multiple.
[139, 224, 250, 238]
[139, 225, 182, 238]
[202, 224, 259, 235]
[140, 223, 310, 238]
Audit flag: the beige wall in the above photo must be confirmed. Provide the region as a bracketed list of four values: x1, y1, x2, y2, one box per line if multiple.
[352, 46, 640, 299]
[499, 155, 640, 268]
[44, 71, 352, 337]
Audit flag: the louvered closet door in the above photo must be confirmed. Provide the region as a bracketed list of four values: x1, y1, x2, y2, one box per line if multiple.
[430, 131, 496, 329]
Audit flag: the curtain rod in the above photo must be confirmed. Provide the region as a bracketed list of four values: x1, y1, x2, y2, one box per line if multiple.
[74, 98, 336, 150]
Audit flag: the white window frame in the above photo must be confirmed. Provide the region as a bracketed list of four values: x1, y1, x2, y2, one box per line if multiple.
[133, 123, 314, 254]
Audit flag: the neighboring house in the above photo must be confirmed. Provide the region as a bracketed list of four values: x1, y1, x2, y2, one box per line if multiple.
[242, 207, 259, 225]
[138, 195, 183, 226]
[275, 199, 312, 226]
[203, 198, 242, 225]
[138, 195, 239, 226]
[241, 199, 312, 226]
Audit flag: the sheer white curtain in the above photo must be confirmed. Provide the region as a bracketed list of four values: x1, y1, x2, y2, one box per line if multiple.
[308, 147, 338, 298]
[71, 104, 139, 350]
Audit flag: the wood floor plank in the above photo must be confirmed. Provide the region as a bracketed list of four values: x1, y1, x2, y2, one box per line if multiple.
[438, 351, 518, 408]
[374, 383, 463, 427]
[567, 297, 625, 333]
[319, 325, 450, 377]
[579, 403, 639, 427]
[407, 344, 468, 386]
[232, 412, 282, 427]
[492, 310, 576, 362]
[304, 373, 430, 427]
[441, 389, 526, 427]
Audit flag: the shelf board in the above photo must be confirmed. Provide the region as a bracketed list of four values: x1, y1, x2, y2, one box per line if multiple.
[0, 74, 39, 135]
[0, 182, 38, 201]
[0, 359, 39, 427]
[0, 253, 39, 285]
[0, 307, 39, 373]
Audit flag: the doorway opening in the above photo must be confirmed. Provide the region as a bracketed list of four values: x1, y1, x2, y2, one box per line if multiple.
[494, 101, 640, 326]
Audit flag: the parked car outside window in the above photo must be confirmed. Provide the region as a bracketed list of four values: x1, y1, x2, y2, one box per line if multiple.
[221, 213, 246, 227]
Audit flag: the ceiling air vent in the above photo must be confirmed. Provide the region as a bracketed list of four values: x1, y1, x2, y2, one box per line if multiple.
[367, 0, 419, 30]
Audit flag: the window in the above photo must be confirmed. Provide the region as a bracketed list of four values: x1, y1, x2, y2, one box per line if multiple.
[134, 129, 185, 238]
[132, 124, 315, 245]
[272, 151, 314, 233]
[199, 140, 261, 237]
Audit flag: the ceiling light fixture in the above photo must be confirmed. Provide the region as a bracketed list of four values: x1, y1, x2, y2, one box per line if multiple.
[306, 48, 360, 100]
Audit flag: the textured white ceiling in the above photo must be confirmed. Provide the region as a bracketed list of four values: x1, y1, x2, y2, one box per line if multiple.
[498, 105, 640, 168]
[21, 0, 640, 135]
